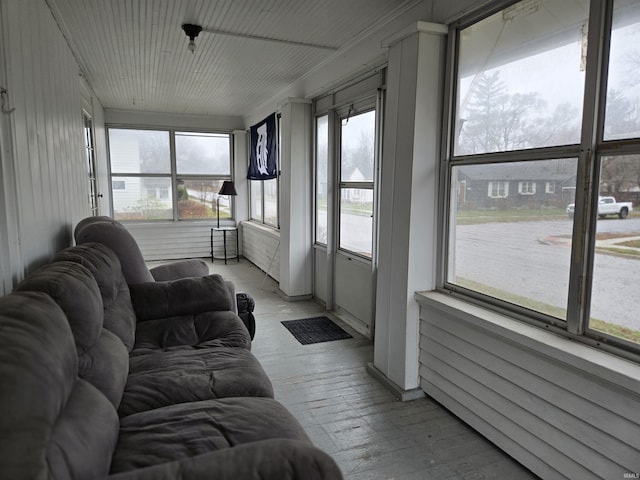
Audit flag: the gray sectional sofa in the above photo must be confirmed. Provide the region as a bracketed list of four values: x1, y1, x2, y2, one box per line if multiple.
[0, 241, 342, 479]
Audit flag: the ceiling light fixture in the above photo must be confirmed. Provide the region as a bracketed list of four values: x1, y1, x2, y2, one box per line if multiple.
[182, 24, 203, 54]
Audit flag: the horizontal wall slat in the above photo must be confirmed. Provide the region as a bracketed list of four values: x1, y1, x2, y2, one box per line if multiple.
[241, 221, 279, 282]
[417, 293, 640, 480]
[420, 340, 632, 478]
[421, 374, 572, 480]
[123, 222, 238, 261]
[421, 323, 640, 447]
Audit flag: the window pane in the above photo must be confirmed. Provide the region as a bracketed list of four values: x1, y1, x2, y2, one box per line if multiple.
[250, 181, 263, 221]
[339, 188, 373, 258]
[112, 176, 172, 220]
[175, 132, 230, 175]
[341, 111, 375, 182]
[177, 179, 226, 220]
[455, 0, 589, 155]
[316, 115, 329, 244]
[604, 1, 640, 141]
[590, 154, 639, 344]
[264, 179, 278, 227]
[109, 129, 170, 173]
[447, 159, 578, 319]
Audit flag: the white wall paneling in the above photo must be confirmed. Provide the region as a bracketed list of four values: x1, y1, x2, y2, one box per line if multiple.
[313, 245, 328, 305]
[124, 221, 234, 262]
[417, 292, 640, 480]
[241, 221, 280, 282]
[1, 0, 91, 285]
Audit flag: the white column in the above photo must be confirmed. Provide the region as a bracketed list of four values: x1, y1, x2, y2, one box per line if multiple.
[233, 130, 249, 223]
[372, 22, 447, 396]
[278, 99, 313, 299]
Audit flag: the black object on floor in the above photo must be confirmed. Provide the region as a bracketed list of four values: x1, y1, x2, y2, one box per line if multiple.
[281, 316, 352, 345]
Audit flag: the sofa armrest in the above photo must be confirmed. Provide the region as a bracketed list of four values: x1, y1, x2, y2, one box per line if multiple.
[149, 260, 210, 282]
[129, 275, 235, 321]
[105, 439, 343, 480]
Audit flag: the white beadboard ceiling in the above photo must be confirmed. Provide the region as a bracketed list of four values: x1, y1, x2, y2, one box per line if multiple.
[46, 0, 421, 117]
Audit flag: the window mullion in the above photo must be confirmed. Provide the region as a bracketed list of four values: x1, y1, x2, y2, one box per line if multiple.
[169, 129, 178, 222]
[566, 0, 610, 335]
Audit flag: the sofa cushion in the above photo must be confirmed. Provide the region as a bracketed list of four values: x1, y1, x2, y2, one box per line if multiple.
[53, 243, 137, 351]
[0, 292, 119, 479]
[111, 397, 310, 473]
[128, 274, 235, 320]
[15, 261, 129, 408]
[119, 347, 274, 416]
[132, 310, 252, 352]
[106, 439, 344, 480]
[15, 261, 103, 355]
[75, 217, 156, 284]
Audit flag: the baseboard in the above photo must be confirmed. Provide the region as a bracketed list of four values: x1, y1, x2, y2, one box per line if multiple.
[366, 363, 426, 402]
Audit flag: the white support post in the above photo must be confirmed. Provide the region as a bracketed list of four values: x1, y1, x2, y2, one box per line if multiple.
[372, 22, 447, 397]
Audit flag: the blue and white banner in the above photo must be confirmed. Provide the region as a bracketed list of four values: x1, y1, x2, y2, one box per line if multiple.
[247, 113, 278, 180]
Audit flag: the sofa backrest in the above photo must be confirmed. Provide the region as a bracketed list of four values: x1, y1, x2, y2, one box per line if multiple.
[74, 216, 156, 284]
[0, 292, 119, 479]
[15, 260, 129, 408]
[53, 242, 137, 351]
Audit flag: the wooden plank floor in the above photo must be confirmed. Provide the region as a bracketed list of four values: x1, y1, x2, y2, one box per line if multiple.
[198, 259, 540, 479]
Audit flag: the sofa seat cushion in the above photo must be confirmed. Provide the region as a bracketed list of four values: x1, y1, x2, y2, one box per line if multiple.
[119, 347, 274, 416]
[111, 397, 310, 473]
[133, 310, 251, 352]
[106, 439, 344, 480]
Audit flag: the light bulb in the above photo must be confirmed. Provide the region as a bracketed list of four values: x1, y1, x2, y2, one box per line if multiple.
[188, 40, 196, 54]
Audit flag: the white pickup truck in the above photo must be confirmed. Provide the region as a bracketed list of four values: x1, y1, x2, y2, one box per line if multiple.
[567, 196, 633, 219]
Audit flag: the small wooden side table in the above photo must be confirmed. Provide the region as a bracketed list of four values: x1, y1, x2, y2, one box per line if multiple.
[211, 227, 239, 264]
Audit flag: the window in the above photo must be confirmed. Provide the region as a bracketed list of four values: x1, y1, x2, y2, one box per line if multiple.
[175, 132, 231, 221]
[488, 181, 509, 198]
[249, 116, 280, 228]
[518, 181, 536, 195]
[108, 128, 232, 221]
[83, 112, 99, 216]
[339, 110, 376, 258]
[315, 115, 329, 244]
[442, 0, 640, 355]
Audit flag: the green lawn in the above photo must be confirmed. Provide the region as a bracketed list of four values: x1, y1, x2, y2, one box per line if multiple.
[455, 207, 568, 225]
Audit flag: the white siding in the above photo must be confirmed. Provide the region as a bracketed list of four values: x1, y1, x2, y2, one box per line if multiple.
[0, 0, 92, 291]
[124, 222, 237, 262]
[416, 292, 640, 480]
[241, 221, 280, 282]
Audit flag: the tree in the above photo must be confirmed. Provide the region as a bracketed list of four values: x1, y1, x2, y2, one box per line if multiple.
[604, 89, 640, 139]
[342, 129, 374, 181]
[457, 71, 545, 155]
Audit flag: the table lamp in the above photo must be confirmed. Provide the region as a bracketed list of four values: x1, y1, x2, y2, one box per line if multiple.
[217, 180, 237, 228]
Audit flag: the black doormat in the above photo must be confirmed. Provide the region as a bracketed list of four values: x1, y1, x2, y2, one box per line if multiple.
[281, 316, 353, 345]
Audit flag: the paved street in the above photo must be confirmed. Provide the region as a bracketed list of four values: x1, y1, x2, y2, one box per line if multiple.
[453, 217, 640, 331]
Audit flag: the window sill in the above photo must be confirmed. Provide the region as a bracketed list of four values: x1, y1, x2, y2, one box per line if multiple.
[415, 290, 640, 394]
[241, 220, 280, 238]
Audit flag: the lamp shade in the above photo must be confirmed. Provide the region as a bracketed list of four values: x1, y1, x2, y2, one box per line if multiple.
[219, 181, 237, 196]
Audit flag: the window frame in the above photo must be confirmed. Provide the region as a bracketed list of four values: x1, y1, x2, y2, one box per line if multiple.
[518, 181, 536, 195]
[337, 107, 377, 260]
[438, 0, 640, 360]
[107, 126, 234, 222]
